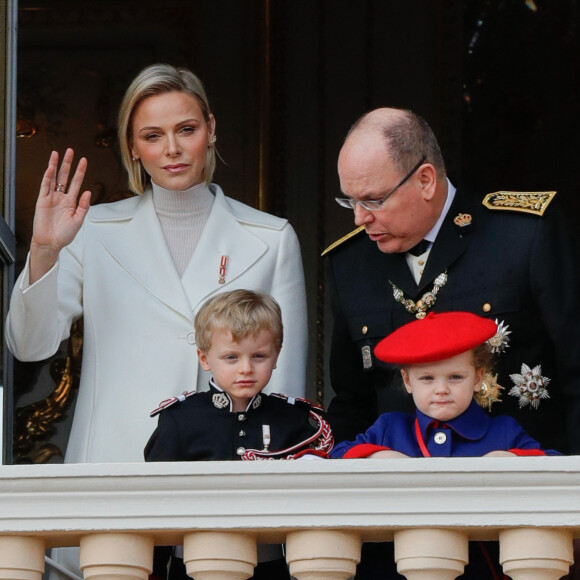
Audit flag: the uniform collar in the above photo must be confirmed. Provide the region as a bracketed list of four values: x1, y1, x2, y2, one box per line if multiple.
[382, 184, 469, 298]
[208, 379, 263, 412]
[416, 400, 490, 442]
[423, 178, 456, 244]
[415, 187, 474, 295]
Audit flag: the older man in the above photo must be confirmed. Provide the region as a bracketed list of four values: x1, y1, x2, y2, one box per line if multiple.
[326, 107, 580, 455]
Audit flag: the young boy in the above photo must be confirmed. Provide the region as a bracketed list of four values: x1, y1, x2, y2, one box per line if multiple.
[145, 289, 332, 580]
[331, 311, 556, 460]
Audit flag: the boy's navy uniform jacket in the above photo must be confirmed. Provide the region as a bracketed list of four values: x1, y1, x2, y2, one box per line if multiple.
[331, 400, 558, 458]
[145, 381, 325, 462]
[144, 380, 330, 580]
[326, 189, 580, 454]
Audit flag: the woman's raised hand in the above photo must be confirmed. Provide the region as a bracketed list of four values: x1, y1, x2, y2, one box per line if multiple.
[29, 149, 91, 284]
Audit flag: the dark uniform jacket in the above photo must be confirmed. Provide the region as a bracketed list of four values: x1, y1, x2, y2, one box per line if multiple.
[326, 189, 580, 454]
[145, 381, 325, 462]
[145, 381, 328, 580]
[331, 400, 559, 458]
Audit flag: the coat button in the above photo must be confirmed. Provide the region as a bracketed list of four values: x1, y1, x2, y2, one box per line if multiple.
[362, 325, 368, 335]
[482, 303, 491, 313]
[238, 414, 246, 421]
[239, 430, 246, 437]
[186, 332, 196, 345]
[236, 447, 246, 455]
[434, 432, 447, 444]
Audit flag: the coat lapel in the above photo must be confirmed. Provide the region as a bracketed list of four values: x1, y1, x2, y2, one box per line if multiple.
[417, 191, 473, 295]
[180, 189, 268, 312]
[361, 189, 475, 300]
[379, 250, 418, 297]
[99, 191, 193, 320]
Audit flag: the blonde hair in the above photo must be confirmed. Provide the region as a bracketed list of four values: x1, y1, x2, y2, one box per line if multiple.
[118, 63, 216, 194]
[195, 290, 283, 352]
[471, 343, 494, 373]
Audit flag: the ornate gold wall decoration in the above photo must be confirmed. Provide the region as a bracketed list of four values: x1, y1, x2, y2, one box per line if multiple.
[13, 320, 83, 464]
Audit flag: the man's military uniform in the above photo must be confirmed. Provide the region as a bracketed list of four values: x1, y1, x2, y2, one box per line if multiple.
[326, 190, 580, 454]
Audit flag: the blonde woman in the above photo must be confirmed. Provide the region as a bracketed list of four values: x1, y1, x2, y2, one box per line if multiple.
[6, 64, 307, 466]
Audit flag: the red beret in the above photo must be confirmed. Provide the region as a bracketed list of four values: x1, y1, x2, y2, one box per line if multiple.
[374, 311, 497, 365]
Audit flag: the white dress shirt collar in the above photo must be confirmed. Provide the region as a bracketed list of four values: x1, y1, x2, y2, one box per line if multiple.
[424, 178, 456, 244]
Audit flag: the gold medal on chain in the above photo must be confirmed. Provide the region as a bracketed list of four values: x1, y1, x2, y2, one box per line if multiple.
[390, 271, 448, 319]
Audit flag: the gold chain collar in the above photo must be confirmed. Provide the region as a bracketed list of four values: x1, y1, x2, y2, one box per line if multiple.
[389, 271, 448, 319]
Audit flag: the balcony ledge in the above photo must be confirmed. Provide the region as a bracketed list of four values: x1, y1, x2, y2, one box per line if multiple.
[1, 456, 579, 546]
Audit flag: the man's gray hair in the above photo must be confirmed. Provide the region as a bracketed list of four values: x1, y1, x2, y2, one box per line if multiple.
[348, 108, 446, 178]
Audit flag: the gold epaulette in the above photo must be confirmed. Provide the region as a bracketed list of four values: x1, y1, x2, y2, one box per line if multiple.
[482, 191, 557, 216]
[321, 225, 365, 256]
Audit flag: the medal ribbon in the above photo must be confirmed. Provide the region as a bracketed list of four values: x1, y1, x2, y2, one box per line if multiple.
[219, 255, 228, 284]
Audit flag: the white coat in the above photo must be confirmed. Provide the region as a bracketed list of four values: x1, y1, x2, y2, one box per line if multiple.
[6, 184, 307, 463]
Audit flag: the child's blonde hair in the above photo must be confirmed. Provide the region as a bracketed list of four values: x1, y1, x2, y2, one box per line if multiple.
[195, 290, 283, 352]
[471, 342, 494, 373]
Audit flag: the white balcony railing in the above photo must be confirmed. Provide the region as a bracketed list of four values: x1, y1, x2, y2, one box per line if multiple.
[1, 456, 579, 579]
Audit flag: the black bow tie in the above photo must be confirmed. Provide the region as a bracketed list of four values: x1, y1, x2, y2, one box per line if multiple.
[407, 239, 431, 256]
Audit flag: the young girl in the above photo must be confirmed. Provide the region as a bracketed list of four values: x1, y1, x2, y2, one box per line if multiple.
[331, 311, 557, 459]
[332, 311, 558, 580]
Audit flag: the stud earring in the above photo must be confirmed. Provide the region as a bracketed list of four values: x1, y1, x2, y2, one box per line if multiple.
[210, 135, 217, 145]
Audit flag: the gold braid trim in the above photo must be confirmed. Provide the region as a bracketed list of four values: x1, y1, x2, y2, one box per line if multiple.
[321, 226, 365, 256]
[482, 191, 556, 216]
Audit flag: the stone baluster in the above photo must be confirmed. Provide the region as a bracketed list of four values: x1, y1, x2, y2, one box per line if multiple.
[394, 528, 468, 580]
[499, 527, 573, 580]
[80, 532, 153, 579]
[0, 536, 45, 580]
[183, 531, 257, 580]
[285, 529, 362, 580]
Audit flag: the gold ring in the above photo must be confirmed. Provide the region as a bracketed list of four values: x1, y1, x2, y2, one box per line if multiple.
[56, 183, 67, 193]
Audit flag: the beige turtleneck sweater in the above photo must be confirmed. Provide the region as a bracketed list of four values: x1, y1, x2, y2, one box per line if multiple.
[151, 181, 214, 278]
